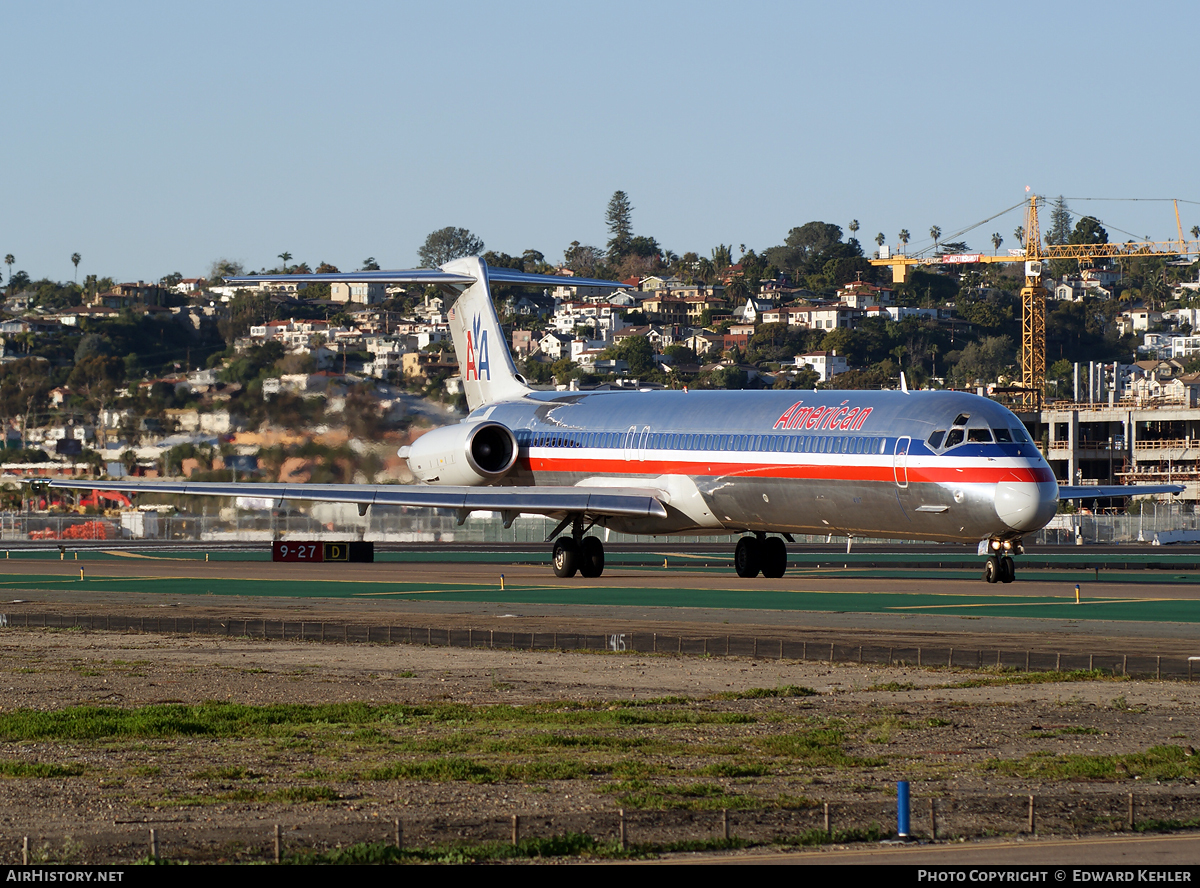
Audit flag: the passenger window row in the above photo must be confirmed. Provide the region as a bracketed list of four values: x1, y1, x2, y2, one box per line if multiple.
[516, 429, 888, 455]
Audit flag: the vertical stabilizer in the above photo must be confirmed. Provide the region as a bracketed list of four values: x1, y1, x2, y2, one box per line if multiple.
[442, 256, 531, 410]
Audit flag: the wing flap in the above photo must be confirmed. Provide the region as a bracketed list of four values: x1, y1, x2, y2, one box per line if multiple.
[45, 479, 667, 520]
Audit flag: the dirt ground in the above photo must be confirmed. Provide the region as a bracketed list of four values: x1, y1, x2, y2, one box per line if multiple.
[0, 624, 1197, 864]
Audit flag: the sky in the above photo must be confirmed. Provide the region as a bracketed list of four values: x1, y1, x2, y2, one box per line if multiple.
[4, 0, 1199, 284]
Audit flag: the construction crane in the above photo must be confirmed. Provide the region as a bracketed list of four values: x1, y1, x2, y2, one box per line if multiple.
[870, 194, 1200, 410]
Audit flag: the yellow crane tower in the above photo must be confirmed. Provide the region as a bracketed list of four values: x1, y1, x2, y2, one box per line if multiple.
[870, 194, 1200, 410]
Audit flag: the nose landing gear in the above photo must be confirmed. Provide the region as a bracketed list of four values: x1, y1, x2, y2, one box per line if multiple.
[983, 555, 1015, 584]
[982, 538, 1020, 584]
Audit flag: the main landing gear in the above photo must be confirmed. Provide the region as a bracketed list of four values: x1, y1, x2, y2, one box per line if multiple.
[734, 533, 788, 578]
[550, 515, 604, 578]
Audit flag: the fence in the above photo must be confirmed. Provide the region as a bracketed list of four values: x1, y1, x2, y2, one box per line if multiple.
[2, 505, 1199, 547]
[9, 789, 1200, 864]
[4, 611, 1196, 680]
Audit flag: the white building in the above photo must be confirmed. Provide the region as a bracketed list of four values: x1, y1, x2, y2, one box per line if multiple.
[795, 350, 848, 382]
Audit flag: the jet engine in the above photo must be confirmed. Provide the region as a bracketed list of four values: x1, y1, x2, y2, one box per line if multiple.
[403, 421, 519, 486]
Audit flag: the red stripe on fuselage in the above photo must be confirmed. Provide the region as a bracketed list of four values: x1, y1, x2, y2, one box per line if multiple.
[519, 454, 1054, 485]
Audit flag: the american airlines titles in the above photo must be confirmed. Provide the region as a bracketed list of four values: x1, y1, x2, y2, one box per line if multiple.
[463, 314, 491, 382]
[773, 400, 873, 432]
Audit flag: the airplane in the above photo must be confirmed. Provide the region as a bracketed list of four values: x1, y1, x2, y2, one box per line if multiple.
[46, 256, 1183, 584]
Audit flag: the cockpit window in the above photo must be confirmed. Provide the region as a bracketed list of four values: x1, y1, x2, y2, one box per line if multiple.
[953, 413, 970, 426]
[967, 428, 993, 443]
[944, 429, 964, 448]
[1011, 427, 1031, 443]
[993, 428, 1013, 443]
[927, 430, 946, 449]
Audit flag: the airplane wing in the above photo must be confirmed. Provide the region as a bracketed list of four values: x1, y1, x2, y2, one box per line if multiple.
[1057, 484, 1184, 499]
[43, 479, 668, 521]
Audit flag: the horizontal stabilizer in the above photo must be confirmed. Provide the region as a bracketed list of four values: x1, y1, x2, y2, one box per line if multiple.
[46, 479, 668, 521]
[224, 264, 623, 290]
[1057, 484, 1184, 500]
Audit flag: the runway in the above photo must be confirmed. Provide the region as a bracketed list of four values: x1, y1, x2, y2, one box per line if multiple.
[0, 548, 1198, 660]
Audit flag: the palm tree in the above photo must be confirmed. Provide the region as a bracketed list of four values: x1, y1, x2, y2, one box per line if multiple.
[4, 255, 12, 286]
[278, 251, 293, 272]
[929, 226, 941, 249]
[71, 252, 81, 283]
[1191, 226, 1199, 242]
[898, 230, 910, 254]
[848, 219, 859, 241]
[1014, 226, 1025, 248]
[991, 233, 1003, 255]
[875, 232, 886, 248]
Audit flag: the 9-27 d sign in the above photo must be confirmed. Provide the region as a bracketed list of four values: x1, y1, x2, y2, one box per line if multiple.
[271, 541, 375, 563]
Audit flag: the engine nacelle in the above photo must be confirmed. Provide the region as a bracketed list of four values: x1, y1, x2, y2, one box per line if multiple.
[403, 421, 519, 486]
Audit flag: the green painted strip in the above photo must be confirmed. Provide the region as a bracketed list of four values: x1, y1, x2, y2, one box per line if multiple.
[1, 572, 1199, 623]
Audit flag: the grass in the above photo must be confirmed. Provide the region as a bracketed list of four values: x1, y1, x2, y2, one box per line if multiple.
[757, 729, 886, 769]
[947, 669, 1127, 689]
[983, 745, 1200, 782]
[0, 760, 84, 778]
[0, 699, 761, 742]
[714, 685, 817, 700]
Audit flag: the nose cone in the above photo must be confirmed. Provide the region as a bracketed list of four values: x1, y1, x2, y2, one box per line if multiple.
[995, 480, 1059, 533]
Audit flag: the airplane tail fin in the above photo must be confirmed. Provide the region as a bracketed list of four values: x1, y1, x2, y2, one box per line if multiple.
[225, 257, 623, 413]
[441, 257, 531, 411]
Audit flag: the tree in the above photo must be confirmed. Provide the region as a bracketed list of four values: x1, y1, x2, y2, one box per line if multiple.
[361, 257, 380, 271]
[1069, 216, 1109, 247]
[605, 191, 633, 259]
[1044, 196, 1073, 246]
[418, 227, 485, 267]
[763, 222, 852, 280]
[848, 220, 860, 240]
[68, 356, 124, 450]
[277, 251, 293, 271]
[875, 232, 886, 248]
[898, 229, 910, 253]
[71, 252, 81, 283]
[562, 242, 606, 277]
[991, 233, 1003, 254]
[929, 226, 941, 248]
[208, 258, 244, 280]
[315, 262, 340, 274]
[1014, 225, 1025, 247]
[4, 255, 12, 285]
[1191, 226, 1199, 241]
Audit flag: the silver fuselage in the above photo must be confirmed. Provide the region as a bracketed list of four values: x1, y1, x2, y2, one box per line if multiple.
[468, 388, 1059, 543]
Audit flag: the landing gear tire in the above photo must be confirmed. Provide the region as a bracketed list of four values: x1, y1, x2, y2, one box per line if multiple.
[999, 556, 1015, 584]
[553, 537, 579, 578]
[761, 537, 787, 578]
[580, 536, 605, 578]
[735, 537, 761, 578]
[983, 556, 1000, 584]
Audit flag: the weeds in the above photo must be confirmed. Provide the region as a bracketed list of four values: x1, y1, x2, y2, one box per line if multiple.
[983, 745, 1200, 782]
[948, 669, 1125, 689]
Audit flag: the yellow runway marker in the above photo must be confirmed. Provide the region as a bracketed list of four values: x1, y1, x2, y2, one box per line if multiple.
[101, 551, 173, 560]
